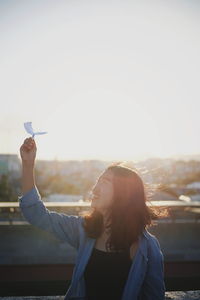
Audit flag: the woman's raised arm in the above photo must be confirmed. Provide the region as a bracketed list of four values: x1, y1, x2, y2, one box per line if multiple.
[20, 137, 36, 195]
[18, 137, 84, 249]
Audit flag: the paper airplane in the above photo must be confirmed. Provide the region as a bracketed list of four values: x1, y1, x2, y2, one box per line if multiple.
[24, 122, 48, 138]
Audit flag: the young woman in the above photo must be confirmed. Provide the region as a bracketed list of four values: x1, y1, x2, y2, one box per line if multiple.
[19, 137, 166, 300]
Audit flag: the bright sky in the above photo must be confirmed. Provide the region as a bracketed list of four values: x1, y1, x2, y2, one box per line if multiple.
[0, 0, 199, 161]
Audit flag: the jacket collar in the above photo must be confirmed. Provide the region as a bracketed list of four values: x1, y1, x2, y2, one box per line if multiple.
[138, 228, 149, 261]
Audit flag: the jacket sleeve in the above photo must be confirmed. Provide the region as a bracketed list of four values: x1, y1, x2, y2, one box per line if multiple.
[18, 186, 84, 250]
[138, 236, 166, 300]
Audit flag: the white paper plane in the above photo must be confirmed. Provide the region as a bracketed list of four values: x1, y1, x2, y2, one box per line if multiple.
[24, 122, 48, 138]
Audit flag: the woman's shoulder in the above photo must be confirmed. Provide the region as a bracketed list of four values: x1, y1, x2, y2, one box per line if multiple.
[143, 228, 163, 256]
[143, 228, 160, 243]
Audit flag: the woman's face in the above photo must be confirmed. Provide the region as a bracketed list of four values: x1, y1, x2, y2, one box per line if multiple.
[91, 170, 114, 212]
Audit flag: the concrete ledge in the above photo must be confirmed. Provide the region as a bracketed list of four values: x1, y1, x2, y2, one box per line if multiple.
[1, 291, 200, 300]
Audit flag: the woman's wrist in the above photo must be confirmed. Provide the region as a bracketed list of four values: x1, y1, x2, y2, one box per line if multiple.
[22, 163, 35, 195]
[22, 160, 35, 168]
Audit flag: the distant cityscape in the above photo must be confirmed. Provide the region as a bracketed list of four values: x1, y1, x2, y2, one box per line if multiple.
[0, 153, 200, 202]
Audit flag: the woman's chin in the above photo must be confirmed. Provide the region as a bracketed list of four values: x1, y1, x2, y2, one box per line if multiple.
[91, 202, 98, 207]
[91, 201, 100, 209]
[91, 202, 96, 208]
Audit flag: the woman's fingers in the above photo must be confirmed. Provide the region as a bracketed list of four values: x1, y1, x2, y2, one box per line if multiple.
[24, 137, 34, 145]
[23, 137, 36, 148]
[20, 137, 37, 164]
[21, 144, 30, 152]
[19, 138, 36, 154]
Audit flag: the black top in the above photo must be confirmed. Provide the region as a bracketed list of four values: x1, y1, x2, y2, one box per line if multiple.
[84, 247, 133, 300]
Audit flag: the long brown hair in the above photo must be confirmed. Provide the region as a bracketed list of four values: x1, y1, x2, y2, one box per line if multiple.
[82, 162, 169, 252]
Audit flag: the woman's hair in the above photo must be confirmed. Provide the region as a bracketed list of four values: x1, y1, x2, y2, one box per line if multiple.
[82, 161, 169, 252]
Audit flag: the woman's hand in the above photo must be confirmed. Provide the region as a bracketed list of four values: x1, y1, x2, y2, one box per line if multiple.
[20, 137, 37, 166]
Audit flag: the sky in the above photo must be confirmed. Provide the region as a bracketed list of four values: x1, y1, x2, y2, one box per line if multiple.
[0, 0, 199, 161]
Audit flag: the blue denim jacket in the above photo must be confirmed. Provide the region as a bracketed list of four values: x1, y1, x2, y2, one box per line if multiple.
[18, 186, 166, 300]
